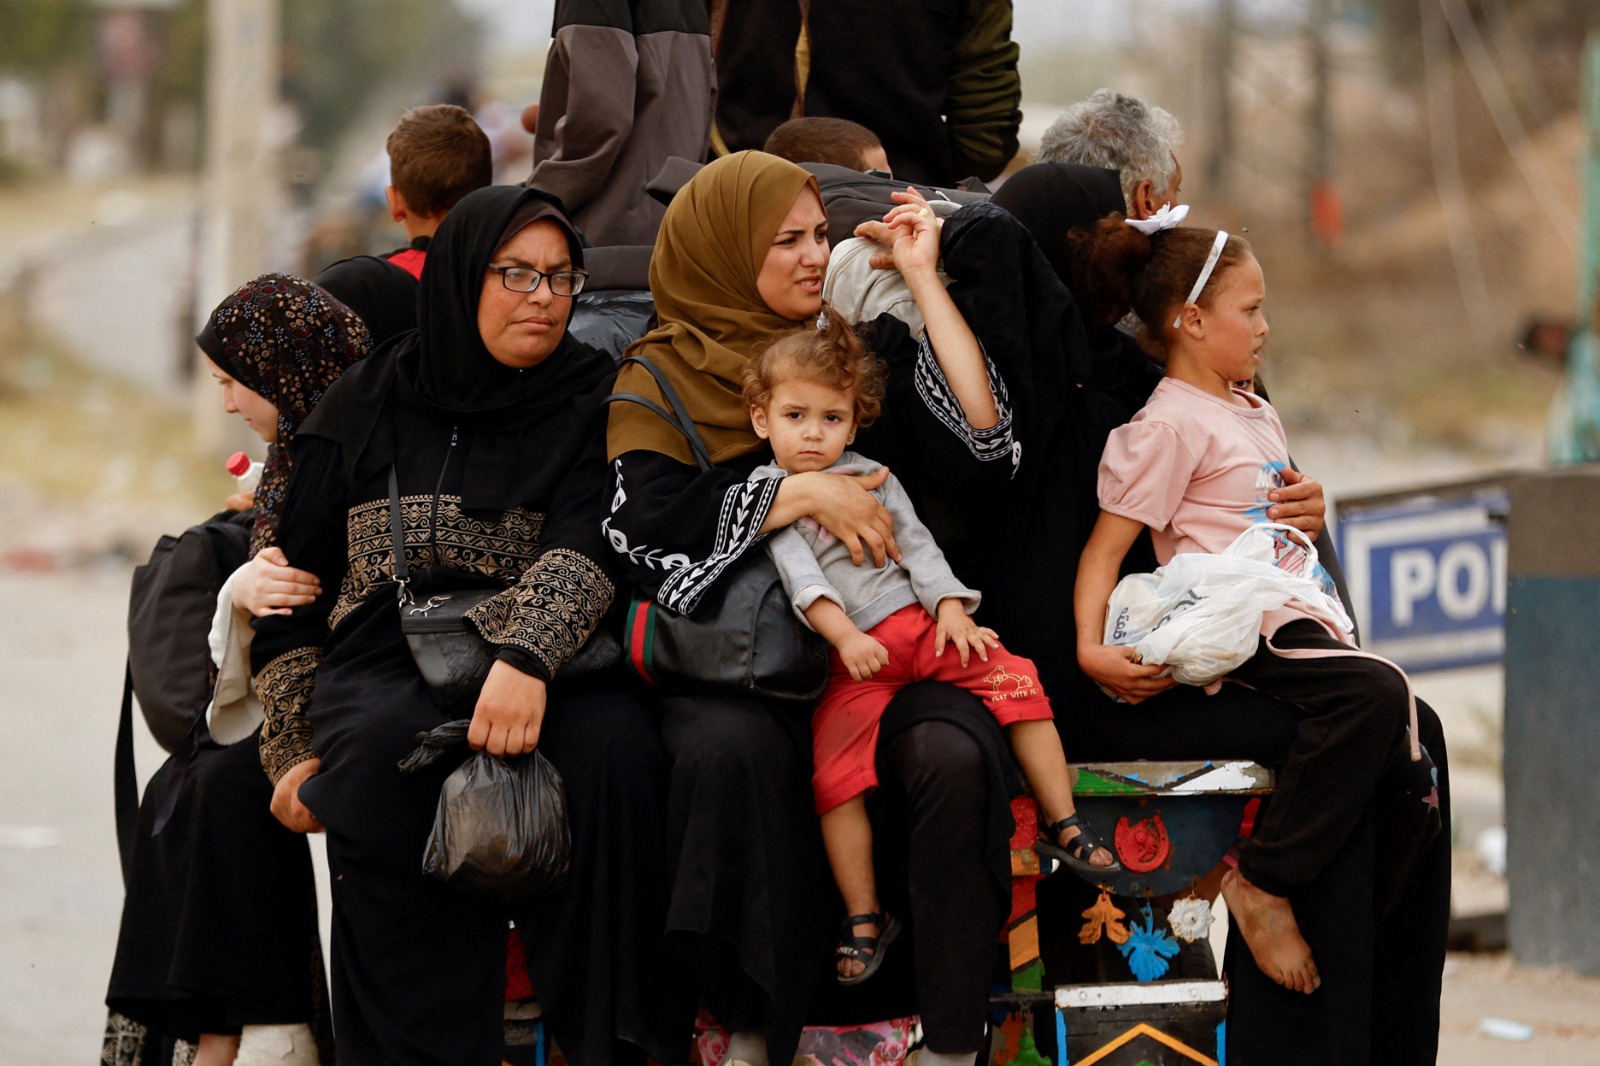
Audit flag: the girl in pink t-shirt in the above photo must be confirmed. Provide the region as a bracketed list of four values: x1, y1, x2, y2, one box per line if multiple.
[1069, 217, 1424, 999]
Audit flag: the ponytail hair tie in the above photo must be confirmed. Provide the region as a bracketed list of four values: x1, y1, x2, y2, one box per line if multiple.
[1123, 203, 1189, 235]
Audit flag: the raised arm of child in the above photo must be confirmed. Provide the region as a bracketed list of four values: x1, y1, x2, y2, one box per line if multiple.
[854, 189, 999, 430]
[1074, 510, 1178, 705]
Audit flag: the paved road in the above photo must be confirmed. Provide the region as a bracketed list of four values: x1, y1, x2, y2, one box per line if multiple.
[27, 204, 199, 396]
[0, 567, 148, 1060]
[0, 562, 336, 1063]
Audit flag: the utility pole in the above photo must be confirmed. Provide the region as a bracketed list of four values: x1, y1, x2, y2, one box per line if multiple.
[194, 0, 279, 455]
[1582, 35, 1600, 323]
[1307, 0, 1342, 249]
[1205, 0, 1236, 206]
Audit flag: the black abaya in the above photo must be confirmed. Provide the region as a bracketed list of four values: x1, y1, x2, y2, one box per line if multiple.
[106, 733, 323, 1041]
[251, 186, 688, 1066]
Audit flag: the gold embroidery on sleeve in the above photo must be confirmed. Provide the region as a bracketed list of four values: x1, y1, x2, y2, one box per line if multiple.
[257, 645, 323, 784]
[466, 548, 615, 674]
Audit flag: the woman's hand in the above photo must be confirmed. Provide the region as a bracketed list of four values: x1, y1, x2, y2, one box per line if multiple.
[777, 469, 902, 568]
[270, 758, 325, 834]
[1266, 467, 1325, 538]
[854, 188, 942, 282]
[233, 547, 322, 617]
[468, 661, 547, 757]
[933, 599, 999, 667]
[1078, 643, 1176, 705]
[224, 490, 256, 512]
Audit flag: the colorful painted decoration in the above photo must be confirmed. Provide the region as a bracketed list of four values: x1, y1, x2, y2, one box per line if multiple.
[1118, 902, 1181, 982]
[1006, 797, 1047, 991]
[1166, 895, 1214, 943]
[1114, 814, 1172, 872]
[1078, 888, 1130, 946]
[1010, 1025, 1051, 1066]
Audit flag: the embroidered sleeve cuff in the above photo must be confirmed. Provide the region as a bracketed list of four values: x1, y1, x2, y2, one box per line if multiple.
[256, 646, 321, 785]
[656, 475, 782, 615]
[467, 548, 615, 676]
[913, 333, 1017, 469]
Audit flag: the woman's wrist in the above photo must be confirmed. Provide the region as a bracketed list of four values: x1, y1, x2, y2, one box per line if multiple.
[765, 470, 821, 530]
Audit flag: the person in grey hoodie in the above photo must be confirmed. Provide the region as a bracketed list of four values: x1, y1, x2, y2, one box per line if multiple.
[525, 0, 714, 247]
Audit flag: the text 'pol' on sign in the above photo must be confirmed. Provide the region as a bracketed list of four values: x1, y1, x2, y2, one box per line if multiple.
[1335, 478, 1511, 674]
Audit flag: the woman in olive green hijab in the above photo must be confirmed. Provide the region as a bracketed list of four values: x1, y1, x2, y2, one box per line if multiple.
[605, 151, 1016, 1066]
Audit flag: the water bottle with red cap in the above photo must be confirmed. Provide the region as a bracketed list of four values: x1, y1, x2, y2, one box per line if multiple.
[226, 451, 265, 494]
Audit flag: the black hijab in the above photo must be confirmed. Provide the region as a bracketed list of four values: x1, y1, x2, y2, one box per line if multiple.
[940, 168, 1125, 453]
[197, 273, 371, 553]
[301, 186, 616, 509]
[987, 162, 1156, 392]
[988, 163, 1126, 285]
[313, 254, 419, 347]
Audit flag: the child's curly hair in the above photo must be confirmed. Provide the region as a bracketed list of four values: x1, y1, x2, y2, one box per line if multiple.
[742, 311, 887, 427]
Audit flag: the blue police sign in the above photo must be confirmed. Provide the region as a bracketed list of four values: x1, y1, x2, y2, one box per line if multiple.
[1335, 479, 1510, 673]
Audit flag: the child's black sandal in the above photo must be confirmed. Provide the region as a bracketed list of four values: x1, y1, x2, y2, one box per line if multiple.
[1036, 813, 1123, 874]
[835, 911, 901, 986]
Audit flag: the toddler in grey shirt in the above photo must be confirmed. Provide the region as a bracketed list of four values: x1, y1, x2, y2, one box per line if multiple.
[743, 316, 1119, 987]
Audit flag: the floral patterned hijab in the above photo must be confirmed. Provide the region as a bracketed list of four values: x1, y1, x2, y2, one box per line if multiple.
[197, 274, 371, 552]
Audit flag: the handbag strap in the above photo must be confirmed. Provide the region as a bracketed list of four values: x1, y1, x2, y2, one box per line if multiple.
[388, 467, 413, 604]
[604, 355, 715, 472]
[114, 660, 138, 888]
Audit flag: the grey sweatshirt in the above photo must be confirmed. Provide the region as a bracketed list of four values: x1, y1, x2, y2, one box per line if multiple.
[751, 452, 981, 632]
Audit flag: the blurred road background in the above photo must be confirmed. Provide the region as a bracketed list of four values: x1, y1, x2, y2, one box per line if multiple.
[2, 0, 1599, 1061]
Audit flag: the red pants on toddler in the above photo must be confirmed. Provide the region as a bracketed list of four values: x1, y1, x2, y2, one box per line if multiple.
[811, 603, 1054, 813]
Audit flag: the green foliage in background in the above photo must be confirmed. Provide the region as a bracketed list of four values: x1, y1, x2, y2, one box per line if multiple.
[0, 0, 95, 74]
[280, 0, 481, 151]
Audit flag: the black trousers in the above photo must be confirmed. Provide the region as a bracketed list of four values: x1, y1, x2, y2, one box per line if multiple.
[665, 684, 1011, 1061]
[1053, 661, 1449, 1065]
[1228, 620, 1414, 897]
[308, 681, 673, 1066]
[658, 692, 835, 1066]
[1225, 701, 1449, 1066]
[873, 714, 1005, 1053]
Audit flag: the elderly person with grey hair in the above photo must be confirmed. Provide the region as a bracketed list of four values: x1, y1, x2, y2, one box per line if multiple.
[1036, 88, 1185, 221]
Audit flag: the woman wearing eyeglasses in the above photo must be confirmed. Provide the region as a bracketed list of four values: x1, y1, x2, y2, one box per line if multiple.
[250, 186, 691, 1065]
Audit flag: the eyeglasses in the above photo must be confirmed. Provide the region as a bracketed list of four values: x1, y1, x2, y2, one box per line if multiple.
[488, 265, 588, 297]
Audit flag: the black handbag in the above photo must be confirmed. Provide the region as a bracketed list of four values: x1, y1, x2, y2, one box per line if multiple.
[607, 356, 829, 703]
[389, 470, 621, 715]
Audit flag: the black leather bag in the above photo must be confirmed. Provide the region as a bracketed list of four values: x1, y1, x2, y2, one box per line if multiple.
[389, 470, 621, 715]
[126, 510, 254, 751]
[607, 357, 829, 704]
[116, 509, 254, 883]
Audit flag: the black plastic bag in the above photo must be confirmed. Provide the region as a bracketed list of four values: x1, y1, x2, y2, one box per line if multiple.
[398, 719, 571, 903]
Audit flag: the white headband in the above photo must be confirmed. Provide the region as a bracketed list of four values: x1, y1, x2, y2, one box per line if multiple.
[1173, 230, 1229, 329]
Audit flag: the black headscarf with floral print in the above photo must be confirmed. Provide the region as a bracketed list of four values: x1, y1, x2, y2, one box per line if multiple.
[197, 273, 371, 553]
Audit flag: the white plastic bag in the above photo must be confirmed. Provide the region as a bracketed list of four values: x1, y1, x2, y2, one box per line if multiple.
[1103, 523, 1351, 687]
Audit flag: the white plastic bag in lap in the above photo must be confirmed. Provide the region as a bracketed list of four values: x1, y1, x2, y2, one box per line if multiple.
[1102, 523, 1351, 687]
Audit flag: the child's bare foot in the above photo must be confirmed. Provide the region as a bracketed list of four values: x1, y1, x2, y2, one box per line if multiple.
[1221, 868, 1320, 994]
